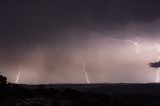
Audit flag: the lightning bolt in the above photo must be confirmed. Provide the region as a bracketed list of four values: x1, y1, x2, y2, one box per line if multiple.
[155, 57, 160, 83]
[106, 37, 141, 54]
[15, 68, 21, 83]
[148, 44, 160, 83]
[133, 42, 141, 54]
[148, 44, 160, 52]
[156, 70, 159, 83]
[105, 37, 160, 83]
[155, 54, 160, 83]
[82, 62, 90, 84]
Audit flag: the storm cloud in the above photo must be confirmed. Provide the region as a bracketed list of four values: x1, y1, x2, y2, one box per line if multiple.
[1, 0, 160, 83]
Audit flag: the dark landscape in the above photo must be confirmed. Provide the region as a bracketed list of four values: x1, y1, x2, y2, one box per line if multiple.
[1, 75, 160, 106]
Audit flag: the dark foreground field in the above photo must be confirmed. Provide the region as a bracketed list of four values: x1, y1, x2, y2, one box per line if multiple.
[1, 83, 160, 106]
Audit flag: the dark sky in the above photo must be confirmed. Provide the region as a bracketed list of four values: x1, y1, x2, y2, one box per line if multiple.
[1, 0, 160, 48]
[1, 0, 160, 83]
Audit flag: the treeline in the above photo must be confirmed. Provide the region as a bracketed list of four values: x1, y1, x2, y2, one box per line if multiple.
[0, 74, 156, 106]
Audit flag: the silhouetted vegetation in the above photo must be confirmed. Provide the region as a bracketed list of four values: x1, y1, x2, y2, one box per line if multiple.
[0, 74, 160, 106]
[0, 73, 7, 88]
[0, 87, 154, 106]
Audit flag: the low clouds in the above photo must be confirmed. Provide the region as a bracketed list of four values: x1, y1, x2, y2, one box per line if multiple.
[150, 61, 160, 68]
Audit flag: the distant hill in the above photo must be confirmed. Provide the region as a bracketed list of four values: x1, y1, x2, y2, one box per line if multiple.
[19, 83, 160, 95]
[1, 83, 160, 106]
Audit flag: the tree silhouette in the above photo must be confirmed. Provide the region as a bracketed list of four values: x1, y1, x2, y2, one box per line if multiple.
[0, 73, 7, 88]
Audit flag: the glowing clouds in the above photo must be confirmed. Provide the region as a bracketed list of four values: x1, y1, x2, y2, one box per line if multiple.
[5, 35, 160, 84]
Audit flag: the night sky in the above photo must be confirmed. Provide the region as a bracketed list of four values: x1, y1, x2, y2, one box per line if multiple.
[1, 0, 160, 84]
